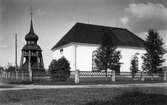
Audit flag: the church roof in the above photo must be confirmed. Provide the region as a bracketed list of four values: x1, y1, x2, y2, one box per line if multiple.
[51, 23, 145, 50]
[25, 20, 39, 41]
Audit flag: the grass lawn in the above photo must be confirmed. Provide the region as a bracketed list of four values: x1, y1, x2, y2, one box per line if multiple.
[0, 87, 167, 105]
[85, 91, 167, 105]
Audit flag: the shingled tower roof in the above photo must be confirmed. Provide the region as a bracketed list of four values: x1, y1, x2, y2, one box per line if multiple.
[22, 13, 41, 51]
[25, 19, 39, 41]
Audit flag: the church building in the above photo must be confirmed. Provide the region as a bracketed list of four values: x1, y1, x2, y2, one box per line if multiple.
[51, 23, 146, 72]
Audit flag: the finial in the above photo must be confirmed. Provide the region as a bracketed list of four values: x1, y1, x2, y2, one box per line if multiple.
[29, 7, 34, 33]
[87, 0, 90, 24]
[30, 7, 33, 20]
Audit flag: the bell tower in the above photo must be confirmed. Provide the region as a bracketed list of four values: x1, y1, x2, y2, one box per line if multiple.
[20, 10, 45, 75]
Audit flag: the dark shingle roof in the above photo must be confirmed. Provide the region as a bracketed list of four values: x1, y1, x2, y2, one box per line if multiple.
[51, 23, 145, 50]
[22, 44, 41, 51]
[25, 20, 39, 41]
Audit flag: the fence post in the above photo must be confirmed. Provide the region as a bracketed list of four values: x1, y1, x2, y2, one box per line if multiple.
[9, 72, 11, 79]
[75, 69, 80, 84]
[107, 70, 112, 77]
[1, 72, 2, 79]
[16, 71, 18, 80]
[141, 71, 145, 81]
[0, 72, 1, 80]
[11, 72, 13, 80]
[7, 72, 9, 79]
[21, 70, 24, 81]
[1, 73, 3, 80]
[5, 72, 7, 79]
[2, 72, 4, 79]
[164, 71, 166, 81]
[112, 70, 115, 82]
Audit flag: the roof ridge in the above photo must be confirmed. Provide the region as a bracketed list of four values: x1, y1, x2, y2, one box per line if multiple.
[76, 22, 126, 30]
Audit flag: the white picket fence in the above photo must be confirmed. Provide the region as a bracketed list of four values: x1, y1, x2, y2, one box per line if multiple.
[0, 70, 166, 84]
[70, 70, 167, 84]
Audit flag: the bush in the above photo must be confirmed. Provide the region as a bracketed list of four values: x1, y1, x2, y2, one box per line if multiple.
[49, 57, 70, 81]
[6, 66, 16, 72]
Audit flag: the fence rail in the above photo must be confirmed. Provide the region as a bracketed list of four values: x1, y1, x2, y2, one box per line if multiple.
[0, 70, 166, 84]
[79, 71, 112, 78]
[0, 71, 47, 81]
[116, 72, 160, 78]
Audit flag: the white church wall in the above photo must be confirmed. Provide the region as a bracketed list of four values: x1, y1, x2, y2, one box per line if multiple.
[117, 47, 146, 72]
[52, 44, 75, 71]
[76, 45, 146, 72]
[76, 44, 98, 71]
[52, 43, 99, 71]
[53, 43, 146, 72]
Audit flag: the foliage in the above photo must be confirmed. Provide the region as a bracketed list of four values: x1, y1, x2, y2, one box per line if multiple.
[130, 54, 139, 78]
[48, 60, 57, 71]
[0, 66, 4, 72]
[142, 29, 165, 74]
[142, 53, 152, 73]
[6, 66, 16, 72]
[95, 34, 121, 73]
[48, 57, 70, 81]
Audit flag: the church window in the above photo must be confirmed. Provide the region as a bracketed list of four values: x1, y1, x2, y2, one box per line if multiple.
[60, 49, 63, 54]
[27, 41, 31, 44]
[92, 50, 98, 71]
[30, 41, 34, 44]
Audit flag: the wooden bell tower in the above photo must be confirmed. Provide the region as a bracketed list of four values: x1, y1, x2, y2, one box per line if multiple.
[20, 10, 45, 76]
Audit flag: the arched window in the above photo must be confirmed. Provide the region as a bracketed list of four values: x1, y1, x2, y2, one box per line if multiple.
[27, 41, 31, 44]
[30, 41, 35, 44]
[92, 50, 98, 71]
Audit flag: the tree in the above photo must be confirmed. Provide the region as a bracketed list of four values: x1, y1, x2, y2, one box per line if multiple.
[48, 59, 57, 72]
[95, 33, 121, 76]
[142, 29, 165, 75]
[6, 66, 16, 72]
[0, 66, 4, 73]
[49, 57, 70, 81]
[142, 53, 152, 74]
[130, 54, 139, 79]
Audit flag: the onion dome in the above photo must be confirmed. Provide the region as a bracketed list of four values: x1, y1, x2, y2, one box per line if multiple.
[25, 20, 39, 41]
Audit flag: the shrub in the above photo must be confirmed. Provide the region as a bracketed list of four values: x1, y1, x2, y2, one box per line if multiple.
[49, 57, 70, 81]
[6, 66, 16, 72]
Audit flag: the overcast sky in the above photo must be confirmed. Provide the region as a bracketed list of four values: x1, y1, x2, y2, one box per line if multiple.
[0, 0, 167, 68]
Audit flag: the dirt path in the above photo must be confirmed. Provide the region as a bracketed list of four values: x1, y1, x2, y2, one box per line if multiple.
[0, 83, 167, 91]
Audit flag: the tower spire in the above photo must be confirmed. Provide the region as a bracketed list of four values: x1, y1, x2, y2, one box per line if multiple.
[30, 7, 34, 33]
[25, 7, 39, 42]
[30, 7, 32, 20]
